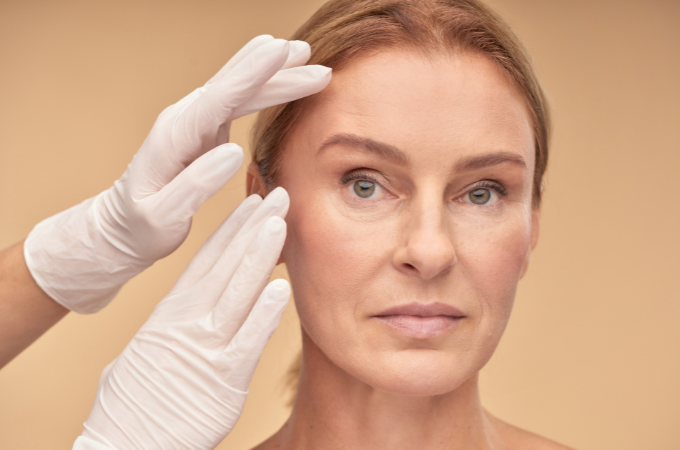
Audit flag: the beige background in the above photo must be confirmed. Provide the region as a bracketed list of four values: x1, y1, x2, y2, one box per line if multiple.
[1, 0, 678, 448]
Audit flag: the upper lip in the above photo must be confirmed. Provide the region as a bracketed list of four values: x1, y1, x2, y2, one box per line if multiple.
[374, 302, 465, 318]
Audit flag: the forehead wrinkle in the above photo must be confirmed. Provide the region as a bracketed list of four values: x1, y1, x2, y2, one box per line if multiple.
[318, 133, 409, 165]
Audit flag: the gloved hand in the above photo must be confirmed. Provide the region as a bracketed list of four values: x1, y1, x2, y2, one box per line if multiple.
[24, 35, 330, 313]
[73, 187, 291, 450]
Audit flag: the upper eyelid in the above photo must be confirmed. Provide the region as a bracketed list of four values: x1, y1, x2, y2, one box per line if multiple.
[464, 180, 507, 197]
[340, 171, 384, 185]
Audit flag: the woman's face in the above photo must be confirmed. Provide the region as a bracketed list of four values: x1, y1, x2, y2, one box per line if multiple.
[274, 50, 538, 396]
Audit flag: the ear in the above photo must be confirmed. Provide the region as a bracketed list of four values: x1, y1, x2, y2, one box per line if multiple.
[519, 206, 541, 279]
[246, 161, 287, 266]
[246, 161, 268, 197]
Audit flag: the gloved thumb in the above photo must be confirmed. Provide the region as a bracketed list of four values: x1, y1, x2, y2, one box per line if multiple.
[148, 143, 244, 224]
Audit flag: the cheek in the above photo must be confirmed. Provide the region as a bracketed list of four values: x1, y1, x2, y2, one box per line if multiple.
[454, 206, 532, 325]
[282, 191, 398, 330]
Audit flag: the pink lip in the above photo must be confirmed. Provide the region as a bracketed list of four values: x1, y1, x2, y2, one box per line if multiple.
[373, 302, 465, 339]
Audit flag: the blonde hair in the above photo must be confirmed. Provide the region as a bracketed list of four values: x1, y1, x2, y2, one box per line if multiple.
[251, 0, 550, 207]
[250, 0, 551, 402]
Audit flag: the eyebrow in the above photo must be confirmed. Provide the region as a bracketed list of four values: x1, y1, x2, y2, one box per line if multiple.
[318, 133, 527, 171]
[318, 133, 409, 165]
[454, 151, 527, 172]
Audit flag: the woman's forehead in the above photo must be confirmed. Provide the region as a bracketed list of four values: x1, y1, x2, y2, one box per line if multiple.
[302, 49, 535, 166]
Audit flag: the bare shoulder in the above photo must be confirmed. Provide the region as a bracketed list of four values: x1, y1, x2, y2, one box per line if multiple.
[485, 411, 576, 450]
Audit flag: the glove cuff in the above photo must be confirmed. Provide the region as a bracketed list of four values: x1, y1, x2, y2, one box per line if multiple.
[24, 193, 151, 314]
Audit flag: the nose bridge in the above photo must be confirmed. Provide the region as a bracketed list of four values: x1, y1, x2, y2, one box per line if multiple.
[412, 194, 446, 235]
[397, 189, 456, 280]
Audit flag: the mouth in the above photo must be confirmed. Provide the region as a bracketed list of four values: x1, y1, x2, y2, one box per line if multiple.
[373, 302, 466, 339]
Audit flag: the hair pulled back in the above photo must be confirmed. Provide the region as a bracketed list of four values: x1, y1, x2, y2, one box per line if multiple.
[251, 0, 550, 206]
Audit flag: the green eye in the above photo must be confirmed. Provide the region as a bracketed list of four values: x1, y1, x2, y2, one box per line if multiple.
[353, 180, 376, 198]
[469, 188, 491, 204]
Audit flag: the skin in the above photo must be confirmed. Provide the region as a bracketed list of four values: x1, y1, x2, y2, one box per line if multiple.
[248, 50, 572, 449]
[0, 241, 69, 369]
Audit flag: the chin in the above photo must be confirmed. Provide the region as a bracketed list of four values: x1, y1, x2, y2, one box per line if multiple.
[349, 349, 480, 397]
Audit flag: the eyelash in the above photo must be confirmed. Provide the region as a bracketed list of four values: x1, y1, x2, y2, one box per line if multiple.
[467, 180, 508, 197]
[340, 171, 381, 185]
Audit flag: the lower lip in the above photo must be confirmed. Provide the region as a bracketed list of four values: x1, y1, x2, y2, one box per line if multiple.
[375, 315, 463, 339]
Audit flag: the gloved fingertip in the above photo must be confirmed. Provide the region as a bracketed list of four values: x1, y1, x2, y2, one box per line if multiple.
[307, 64, 333, 78]
[259, 280, 290, 318]
[267, 278, 291, 299]
[160, 145, 242, 210]
[251, 217, 286, 260]
[288, 40, 310, 55]
[212, 144, 244, 167]
[267, 186, 290, 201]
[281, 40, 312, 70]
[251, 34, 275, 43]
[289, 39, 310, 46]
[214, 142, 244, 157]
[260, 187, 290, 218]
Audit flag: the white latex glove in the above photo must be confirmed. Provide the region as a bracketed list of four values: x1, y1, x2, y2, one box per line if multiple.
[24, 35, 330, 313]
[73, 187, 291, 450]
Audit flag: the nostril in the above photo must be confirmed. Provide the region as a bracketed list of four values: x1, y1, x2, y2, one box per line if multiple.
[404, 263, 416, 270]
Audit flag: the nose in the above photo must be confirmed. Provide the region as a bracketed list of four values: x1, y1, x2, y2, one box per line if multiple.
[392, 198, 456, 280]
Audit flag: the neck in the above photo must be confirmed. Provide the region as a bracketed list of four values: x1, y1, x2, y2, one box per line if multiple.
[262, 332, 500, 450]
